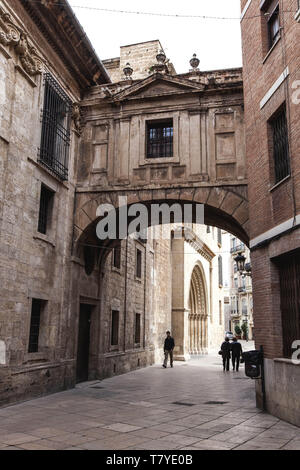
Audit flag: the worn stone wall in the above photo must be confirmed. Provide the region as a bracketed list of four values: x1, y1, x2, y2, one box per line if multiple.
[0, 0, 107, 405]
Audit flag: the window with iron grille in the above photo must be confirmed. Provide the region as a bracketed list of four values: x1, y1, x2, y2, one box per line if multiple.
[277, 251, 300, 358]
[111, 310, 119, 346]
[147, 120, 173, 158]
[269, 106, 290, 184]
[38, 73, 72, 181]
[28, 299, 45, 353]
[135, 313, 141, 344]
[38, 185, 54, 235]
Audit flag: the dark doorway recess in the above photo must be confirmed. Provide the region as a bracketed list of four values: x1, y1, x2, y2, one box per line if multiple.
[76, 304, 93, 383]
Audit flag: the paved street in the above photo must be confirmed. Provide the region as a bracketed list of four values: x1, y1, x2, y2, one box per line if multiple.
[0, 343, 299, 451]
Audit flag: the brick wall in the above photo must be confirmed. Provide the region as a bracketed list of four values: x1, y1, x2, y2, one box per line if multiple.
[241, 0, 300, 358]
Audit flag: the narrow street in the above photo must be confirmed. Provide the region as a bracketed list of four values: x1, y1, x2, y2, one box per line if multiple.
[0, 343, 299, 450]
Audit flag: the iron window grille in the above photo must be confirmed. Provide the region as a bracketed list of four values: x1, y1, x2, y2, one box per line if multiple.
[270, 106, 290, 184]
[38, 185, 54, 235]
[277, 251, 300, 358]
[28, 299, 44, 353]
[147, 120, 173, 158]
[38, 73, 72, 181]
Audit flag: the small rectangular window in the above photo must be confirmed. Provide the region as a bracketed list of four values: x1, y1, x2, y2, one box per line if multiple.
[136, 249, 142, 279]
[38, 185, 54, 235]
[113, 245, 121, 269]
[268, 5, 280, 48]
[111, 310, 119, 346]
[218, 256, 223, 287]
[147, 120, 173, 158]
[135, 313, 141, 344]
[28, 299, 44, 353]
[217, 228, 222, 246]
[269, 106, 290, 184]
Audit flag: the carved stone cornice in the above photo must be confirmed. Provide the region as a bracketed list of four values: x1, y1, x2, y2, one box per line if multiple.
[15, 32, 43, 76]
[0, 4, 43, 76]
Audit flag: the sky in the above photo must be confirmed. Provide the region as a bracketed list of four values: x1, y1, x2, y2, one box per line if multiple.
[70, 0, 243, 74]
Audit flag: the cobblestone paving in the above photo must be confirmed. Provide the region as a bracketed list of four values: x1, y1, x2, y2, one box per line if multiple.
[0, 344, 299, 450]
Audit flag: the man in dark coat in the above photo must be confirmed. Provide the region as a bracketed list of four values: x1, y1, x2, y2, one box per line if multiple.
[163, 331, 175, 368]
[220, 337, 231, 371]
[231, 337, 243, 371]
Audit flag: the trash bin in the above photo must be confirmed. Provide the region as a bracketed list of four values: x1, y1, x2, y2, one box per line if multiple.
[242, 350, 263, 379]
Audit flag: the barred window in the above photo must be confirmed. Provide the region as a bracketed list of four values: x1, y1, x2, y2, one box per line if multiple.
[147, 120, 173, 158]
[39, 73, 72, 181]
[38, 185, 54, 235]
[269, 106, 290, 184]
[276, 250, 300, 358]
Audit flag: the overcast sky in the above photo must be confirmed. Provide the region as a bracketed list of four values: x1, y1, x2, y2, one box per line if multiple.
[70, 0, 243, 74]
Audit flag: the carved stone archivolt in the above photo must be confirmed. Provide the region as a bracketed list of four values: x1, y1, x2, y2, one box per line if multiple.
[0, 5, 43, 76]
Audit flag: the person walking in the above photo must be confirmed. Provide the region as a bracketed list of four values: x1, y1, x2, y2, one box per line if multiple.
[163, 331, 175, 368]
[220, 337, 231, 372]
[231, 337, 243, 371]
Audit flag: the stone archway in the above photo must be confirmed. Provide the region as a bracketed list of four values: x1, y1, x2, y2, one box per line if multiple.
[74, 185, 249, 252]
[188, 263, 209, 356]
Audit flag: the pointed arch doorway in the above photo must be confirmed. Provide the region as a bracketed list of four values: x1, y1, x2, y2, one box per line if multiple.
[188, 263, 208, 355]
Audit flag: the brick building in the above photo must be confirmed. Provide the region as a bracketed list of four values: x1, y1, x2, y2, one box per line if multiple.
[240, 0, 300, 425]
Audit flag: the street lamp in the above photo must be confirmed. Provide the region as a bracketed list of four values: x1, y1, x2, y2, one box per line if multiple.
[234, 252, 252, 277]
[234, 252, 246, 273]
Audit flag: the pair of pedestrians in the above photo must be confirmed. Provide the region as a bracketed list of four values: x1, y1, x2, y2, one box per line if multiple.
[220, 337, 243, 372]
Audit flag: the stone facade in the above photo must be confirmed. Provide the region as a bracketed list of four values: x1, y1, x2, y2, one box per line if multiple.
[240, 0, 300, 426]
[0, 2, 248, 407]
[0, 0, 109, 405]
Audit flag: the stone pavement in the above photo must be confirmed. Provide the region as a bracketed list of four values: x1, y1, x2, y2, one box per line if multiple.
[0, 343, 299, 451]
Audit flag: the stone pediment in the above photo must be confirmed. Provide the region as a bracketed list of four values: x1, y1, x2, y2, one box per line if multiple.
[112, 73, 205, 102]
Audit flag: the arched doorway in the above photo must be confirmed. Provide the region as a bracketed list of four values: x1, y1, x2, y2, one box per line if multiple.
[188, 263, 208, 356]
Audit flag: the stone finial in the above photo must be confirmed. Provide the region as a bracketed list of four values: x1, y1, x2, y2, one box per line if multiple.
[190, 53, 200, 72]
[123, 62, 133, 80]
[156, 49, 166, 64]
